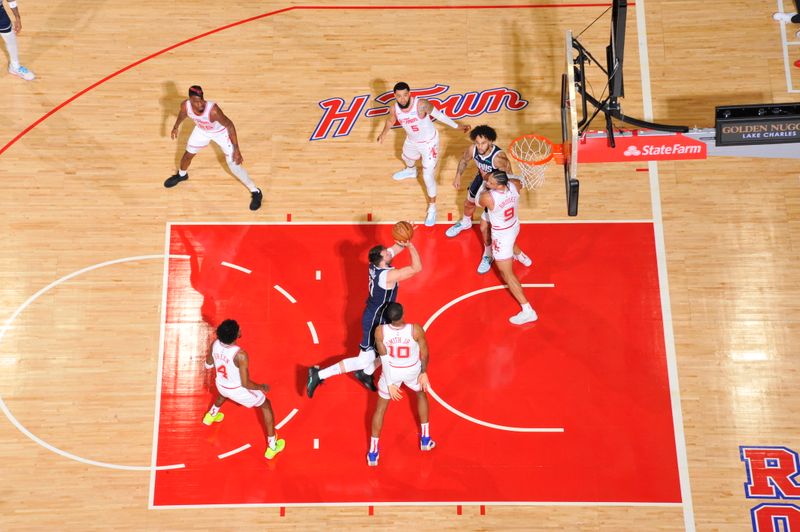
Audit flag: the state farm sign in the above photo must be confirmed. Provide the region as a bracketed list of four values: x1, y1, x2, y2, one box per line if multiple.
[579, 131, 707, 163]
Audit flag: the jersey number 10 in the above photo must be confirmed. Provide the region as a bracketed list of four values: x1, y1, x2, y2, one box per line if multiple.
[387, 345, 411, 358]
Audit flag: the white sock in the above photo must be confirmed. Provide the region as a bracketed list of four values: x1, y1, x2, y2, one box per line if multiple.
[209, 404, 220, 416]
[370, 437, 379, 453]
[318, 364, 341, 380]
[428, 203, 436, 212]
[178, 169, 187, 177]
[461, 215, 471, 225]
[268, 435, 277, 450]
[226, 160, 259, 192]
[522, 303, 532, 313]
[421, 422, 430, 438]
[1, 31, 20, 68]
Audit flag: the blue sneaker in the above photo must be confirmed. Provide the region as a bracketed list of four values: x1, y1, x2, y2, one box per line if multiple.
[477, 255, 493, 274]
[367, 450, 379, 466]
[420, 436, 436, 451]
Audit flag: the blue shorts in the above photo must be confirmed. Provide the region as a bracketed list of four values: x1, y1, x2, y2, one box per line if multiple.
[0, 6, 11, 33]
[359, 304, 389, 350]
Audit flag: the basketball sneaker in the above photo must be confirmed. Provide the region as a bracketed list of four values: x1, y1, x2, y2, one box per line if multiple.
[202, 412, 224, 425]
[264, 439, 286, 460]
[392, 167, 417, 181]
[164, 172, 188, 188]
[306, 366, 323, 398]
[424, 207, 436, 227]
[509, 307, 538, 325]
[477, 255, 493, 274]
[420, 436, 436, 451]
[773, 11, 798, 22]
[8, 64, 35, 81]
[249, 188, 263, 211]
[514, 252, 532, 267]
[354, 369, 377, 392]
[367, 450, 379, 466]
[445, 220, 471, 237]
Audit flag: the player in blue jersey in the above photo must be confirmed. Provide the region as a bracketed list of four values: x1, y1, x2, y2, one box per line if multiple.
[446, 125, 530, 274]
[1, 0, 35, 80]
[306, 235, 422, 398]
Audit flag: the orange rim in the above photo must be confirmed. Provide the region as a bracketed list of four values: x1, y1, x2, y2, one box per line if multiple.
[508, 134, 556, 166]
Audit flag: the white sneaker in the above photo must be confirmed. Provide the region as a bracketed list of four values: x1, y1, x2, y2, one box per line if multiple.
[514, 252, 532, 267]
[392, 167, 417, 181]
[446, 220, 471, 237]
[509, 308, 538, 325]
[425, 208, 436, 227]
[8, 64, 35, 81]
[477, 255, 493, 274]
[773, 12, 797, 22]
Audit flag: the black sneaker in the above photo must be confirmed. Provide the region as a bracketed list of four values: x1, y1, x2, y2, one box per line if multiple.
[354, 369, 377, 392]
[307, 366, 322, 398]
[250, 188, 263, 211]
[164, 173, 188, 188]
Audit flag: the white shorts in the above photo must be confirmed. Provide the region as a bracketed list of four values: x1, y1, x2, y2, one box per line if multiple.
[216, 382, 266, 408]
[186, 127, 234, 158]
[401, 131, 439, 170]
[378, 362, 423, 400]
[491, 222, 520, 261]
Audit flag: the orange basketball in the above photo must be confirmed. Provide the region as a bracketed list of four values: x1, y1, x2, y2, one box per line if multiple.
[392, 221, 414, 242]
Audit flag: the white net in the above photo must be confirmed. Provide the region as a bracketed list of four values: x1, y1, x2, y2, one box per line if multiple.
[508, 135, 554, 190]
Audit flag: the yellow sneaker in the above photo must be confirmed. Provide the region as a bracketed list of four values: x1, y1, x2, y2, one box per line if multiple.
[202, 412, 224, 426]
[264, 439, 286, 460]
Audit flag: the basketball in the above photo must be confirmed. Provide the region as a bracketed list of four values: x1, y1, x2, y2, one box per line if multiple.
[392, 221, 414, 242]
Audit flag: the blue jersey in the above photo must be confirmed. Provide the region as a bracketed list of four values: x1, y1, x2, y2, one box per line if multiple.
[360, 264, 398, 350]
[473, 144, 503, 176]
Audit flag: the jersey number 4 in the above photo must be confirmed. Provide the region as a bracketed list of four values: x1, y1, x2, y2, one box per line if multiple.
[387, 345, 411, 358]
[216, 365, 229, 379]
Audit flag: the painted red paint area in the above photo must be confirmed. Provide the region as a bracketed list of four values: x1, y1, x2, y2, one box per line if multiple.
[152, 222, 680, 506]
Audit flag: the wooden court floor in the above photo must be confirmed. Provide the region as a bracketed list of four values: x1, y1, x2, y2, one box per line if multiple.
[1, 1, 798, 530]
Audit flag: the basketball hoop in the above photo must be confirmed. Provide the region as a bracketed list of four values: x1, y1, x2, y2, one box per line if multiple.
[508, 134, 557, 190]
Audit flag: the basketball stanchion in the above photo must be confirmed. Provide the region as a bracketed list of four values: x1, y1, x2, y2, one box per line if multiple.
[508, 134, 560, 190]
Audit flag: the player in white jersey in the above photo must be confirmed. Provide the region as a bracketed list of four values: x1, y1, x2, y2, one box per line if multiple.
[477, 170, 538, 325]
[1, 0, 35, 80]
[446, 125, 532, 274]
[366, 302, 434, 466]
[202, 319, 286, 460]
[165, 85, 263, 211]
[377, 81, 471, 226]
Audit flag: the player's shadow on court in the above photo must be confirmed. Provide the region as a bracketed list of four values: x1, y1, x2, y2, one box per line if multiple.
[295, 223, 376, 396]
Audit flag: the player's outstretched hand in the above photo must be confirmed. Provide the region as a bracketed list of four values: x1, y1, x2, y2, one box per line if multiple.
[388, 384, 403, 401]
[260, 383, 270, 393]
[452, 175, 462, 190]
[377, 132, 386, 144]
[418, 372, 430, 392]
[170, 127, 179, 140]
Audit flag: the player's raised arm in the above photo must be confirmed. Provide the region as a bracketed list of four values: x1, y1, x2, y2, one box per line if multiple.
[235, 350, 269, 392]
[419, 99, 471, 134]
[170, 100, 188, 139]
[386, 242, 422, 284]
[377, 106, 398, 144]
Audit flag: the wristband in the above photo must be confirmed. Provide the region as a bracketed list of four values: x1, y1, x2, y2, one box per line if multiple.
[204, 361, 214, 369]
[8, 2, 18, 8]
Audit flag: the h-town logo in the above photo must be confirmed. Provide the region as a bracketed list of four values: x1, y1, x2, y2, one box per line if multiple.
[310, 84, 529, 141]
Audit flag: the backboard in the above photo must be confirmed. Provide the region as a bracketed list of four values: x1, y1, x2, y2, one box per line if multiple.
[561, 30, 580, 216]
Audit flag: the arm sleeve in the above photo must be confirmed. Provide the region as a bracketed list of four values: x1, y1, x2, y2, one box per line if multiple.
[429, 107, 459, 129]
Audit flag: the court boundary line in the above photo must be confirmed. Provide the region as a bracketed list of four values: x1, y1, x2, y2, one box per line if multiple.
[167, 219, 654, 226]
[776, 0, 800, 93]
[635, 2, 695, 530]
[152, 501, 683, 509]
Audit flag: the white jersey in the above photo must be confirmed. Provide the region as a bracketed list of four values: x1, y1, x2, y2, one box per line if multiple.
[486, 181, 520, 231]
[186, 100, 225, 134]
[395, 97, 437, 143]
[381, 323, 420, 369]
[211, 339, 242, 389]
